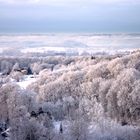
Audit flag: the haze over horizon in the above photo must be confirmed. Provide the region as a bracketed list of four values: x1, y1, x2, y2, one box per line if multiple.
[0, 0, 140, 33]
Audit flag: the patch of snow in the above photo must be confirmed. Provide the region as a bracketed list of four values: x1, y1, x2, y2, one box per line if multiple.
[53, 121, 61, 132]
[88, 123, 99, 134]
[16, 75, 37, 89]
[53, 120, 70, 134]
[10, 78, 16, 82]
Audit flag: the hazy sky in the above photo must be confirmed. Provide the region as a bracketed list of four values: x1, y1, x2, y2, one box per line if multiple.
[0, 0, 140, 33]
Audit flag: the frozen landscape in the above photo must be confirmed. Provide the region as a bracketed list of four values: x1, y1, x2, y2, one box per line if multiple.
[0, 41, 140, 139]
[0, 0, 140, 139]
[0, 33, 140, 56]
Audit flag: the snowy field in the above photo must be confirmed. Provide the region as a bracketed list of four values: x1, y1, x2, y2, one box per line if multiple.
[16, 75, 37, 89]
[0, 33, 140, 56]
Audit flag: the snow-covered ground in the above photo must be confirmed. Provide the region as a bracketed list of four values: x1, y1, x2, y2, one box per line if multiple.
[53, 121, 61, 132]
[16, 75, 37, 89]
[0, 33, 140, 56]
[53, 120, 70, 134]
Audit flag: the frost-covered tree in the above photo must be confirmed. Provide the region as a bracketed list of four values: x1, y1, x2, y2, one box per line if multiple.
[0, 60, 13, 75]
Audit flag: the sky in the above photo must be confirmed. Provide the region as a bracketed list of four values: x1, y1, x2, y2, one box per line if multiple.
[0, 0, 140, 33]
